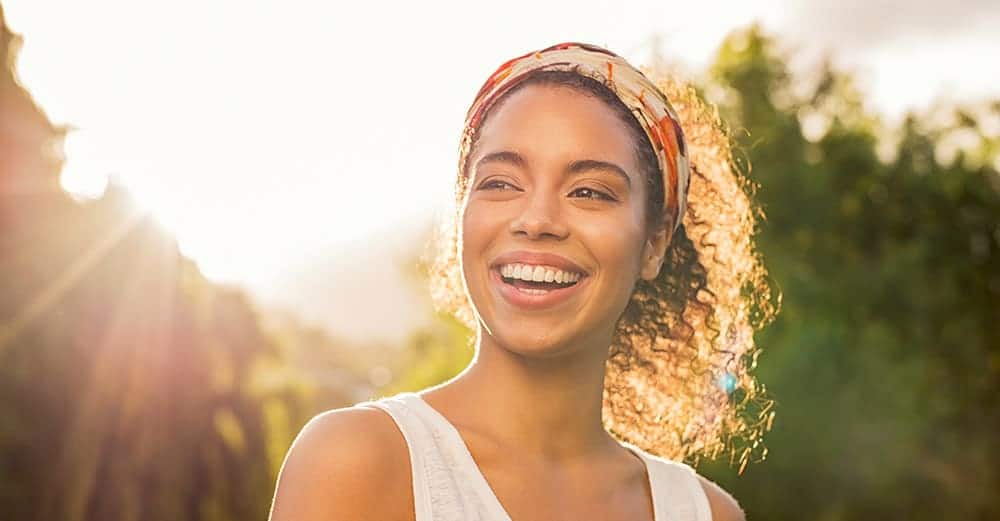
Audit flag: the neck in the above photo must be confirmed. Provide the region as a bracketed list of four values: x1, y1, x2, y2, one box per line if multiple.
[427, 327, 620, 461]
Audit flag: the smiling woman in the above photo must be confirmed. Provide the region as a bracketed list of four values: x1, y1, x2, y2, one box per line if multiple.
[269, 42, 777, 521]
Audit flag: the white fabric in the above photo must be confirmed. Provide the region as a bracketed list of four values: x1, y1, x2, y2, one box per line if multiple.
[358, 391, 712, 521]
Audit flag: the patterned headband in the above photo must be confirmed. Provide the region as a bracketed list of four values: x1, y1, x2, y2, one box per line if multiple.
[458, 41, 690, 234]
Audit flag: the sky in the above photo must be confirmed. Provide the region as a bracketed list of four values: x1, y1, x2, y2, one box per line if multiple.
[4, 0, 999, 338]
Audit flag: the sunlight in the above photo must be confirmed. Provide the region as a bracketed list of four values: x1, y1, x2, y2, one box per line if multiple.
[0, 208, 146, 352]
[58, 130, 239, 284]
[6, 0, 995, 290]
[59, 131, 109, 201]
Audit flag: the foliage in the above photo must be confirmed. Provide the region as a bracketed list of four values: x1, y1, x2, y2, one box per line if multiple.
[697, 23, 999, 520]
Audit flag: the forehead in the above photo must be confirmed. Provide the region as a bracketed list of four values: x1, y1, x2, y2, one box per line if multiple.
[472, 84, 638, 173]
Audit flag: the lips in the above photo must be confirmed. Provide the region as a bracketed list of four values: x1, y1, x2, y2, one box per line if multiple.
[490, 263, 590, 310]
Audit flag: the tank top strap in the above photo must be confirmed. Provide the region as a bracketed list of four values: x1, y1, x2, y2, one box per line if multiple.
[356, 394, 436, 521]
[635, 450, 713, 521]
[357, 392, 505, 521]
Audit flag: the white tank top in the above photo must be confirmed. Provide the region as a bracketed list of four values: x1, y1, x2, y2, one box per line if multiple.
[358, 392, 712, 521]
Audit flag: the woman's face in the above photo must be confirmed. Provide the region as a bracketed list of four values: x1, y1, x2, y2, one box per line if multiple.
[460, 84, 669, 358]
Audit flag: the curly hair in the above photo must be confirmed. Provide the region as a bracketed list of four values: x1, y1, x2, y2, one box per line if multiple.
[426, 67, 780, 471]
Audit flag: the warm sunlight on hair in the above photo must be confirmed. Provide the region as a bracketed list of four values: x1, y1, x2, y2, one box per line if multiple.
[429, 67, 780, 471]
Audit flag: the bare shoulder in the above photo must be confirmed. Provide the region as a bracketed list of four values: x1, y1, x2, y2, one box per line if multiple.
[268, 405, 413, 521]
[695, 473, 746, 521]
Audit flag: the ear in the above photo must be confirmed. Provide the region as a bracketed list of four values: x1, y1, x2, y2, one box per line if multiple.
[640, 217, 672, 281]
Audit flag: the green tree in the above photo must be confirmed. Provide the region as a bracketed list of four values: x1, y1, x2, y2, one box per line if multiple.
[703, 23, 999, 520]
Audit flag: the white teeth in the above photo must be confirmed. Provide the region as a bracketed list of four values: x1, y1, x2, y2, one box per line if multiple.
[498, 263, 583, 284]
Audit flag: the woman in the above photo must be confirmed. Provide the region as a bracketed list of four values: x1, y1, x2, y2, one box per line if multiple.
[270, 42, 776, 521]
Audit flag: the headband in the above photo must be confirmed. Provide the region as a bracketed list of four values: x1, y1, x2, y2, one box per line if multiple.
[458, 41, 690, 234]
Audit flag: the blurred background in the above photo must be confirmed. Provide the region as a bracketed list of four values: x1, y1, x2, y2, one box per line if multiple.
[1, 1, 997, 519]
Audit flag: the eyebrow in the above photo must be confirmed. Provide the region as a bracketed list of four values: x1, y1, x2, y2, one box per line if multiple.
[474, 150, 631, 188]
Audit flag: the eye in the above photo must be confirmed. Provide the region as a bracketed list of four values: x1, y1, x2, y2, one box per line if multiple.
[569, 186, 616, 201]
[477, 179, 520, 191]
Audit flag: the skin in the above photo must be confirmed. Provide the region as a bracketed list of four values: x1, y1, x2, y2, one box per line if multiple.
[269, 85, 745, 521]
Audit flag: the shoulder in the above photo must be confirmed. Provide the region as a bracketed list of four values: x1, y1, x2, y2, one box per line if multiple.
[694, 473, 746, 521]
[268, 404, 413, 521]
[641, 453, 745, 521]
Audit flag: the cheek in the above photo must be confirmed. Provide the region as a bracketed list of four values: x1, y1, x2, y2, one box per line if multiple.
[604, 232, 648, 318]
[459, 202, 497, 291]
[578, 214, 647, 277]
[460, 202, 488, 260]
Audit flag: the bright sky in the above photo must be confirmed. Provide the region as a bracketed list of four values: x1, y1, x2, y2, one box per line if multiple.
[5, 0, 998, 290]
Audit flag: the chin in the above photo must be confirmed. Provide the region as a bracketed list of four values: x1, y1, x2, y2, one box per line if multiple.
[480, 318, 589, 360]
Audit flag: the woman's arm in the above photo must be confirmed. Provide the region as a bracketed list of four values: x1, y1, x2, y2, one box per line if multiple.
[268, 407, 412, 521]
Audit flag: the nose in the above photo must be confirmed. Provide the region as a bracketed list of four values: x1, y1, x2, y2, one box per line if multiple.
[508, 189, 569, 240]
